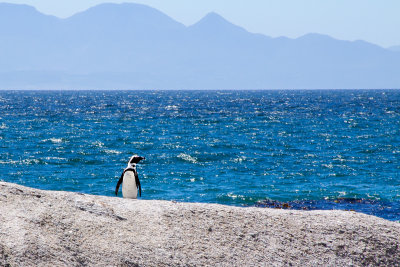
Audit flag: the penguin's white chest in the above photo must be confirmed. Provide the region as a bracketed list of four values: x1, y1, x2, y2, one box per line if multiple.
[122, 171, 138, 199]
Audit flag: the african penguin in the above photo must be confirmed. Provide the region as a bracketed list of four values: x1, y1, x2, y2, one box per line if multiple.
[115, 155, 145, 199]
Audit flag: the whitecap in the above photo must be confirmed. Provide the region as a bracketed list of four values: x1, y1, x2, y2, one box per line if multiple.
[0, 158, 44, 165]
[49, 138, 63, 143]
[25, 158, 41, 164]
[44, 157, 67, 161]
[177, 153, 198, 164]
[104, 149, 122, 155]
[233, 156, 246, 163]
[322, 164, 334, 169]
[226, 193, 245, 200]
[42, 138, 63, 144]
[92, 141, 104, 147]
[0, 160, 18, 165]
[165, 105, 179, 111]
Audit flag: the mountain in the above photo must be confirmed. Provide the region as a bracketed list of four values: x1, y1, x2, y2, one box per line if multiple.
[0, 3, 399, 89]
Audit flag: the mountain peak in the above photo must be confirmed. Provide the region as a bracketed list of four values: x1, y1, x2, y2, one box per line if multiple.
[194, 12, 231, 27]
[0, 3, 36, 10]
[0, 3, 41, 17]
[203, 12, 227, 21]
[297, 33, 336, 42]
[79, 2, 155, 14]
[190, 12, 247, 35]
[66, 2, 185, 31]
[69, 2, 168, 19]
[0, 3, 58, 28]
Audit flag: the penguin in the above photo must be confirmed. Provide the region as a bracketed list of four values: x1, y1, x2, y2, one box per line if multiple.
[115, 155, 145, 199]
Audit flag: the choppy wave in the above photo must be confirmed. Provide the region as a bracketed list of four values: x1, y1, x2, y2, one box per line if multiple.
[104, 149, 122, 155]
[177, 153, 198, 164]
[41, 138, 64, 144]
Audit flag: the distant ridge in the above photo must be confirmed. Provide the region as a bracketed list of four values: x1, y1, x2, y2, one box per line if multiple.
[0, 3, 399, 89]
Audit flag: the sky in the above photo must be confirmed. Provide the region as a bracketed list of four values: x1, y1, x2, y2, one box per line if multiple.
[2, 0, 400, 48]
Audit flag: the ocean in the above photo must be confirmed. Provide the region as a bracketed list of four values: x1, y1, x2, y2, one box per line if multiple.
[0, 90, 399, 221]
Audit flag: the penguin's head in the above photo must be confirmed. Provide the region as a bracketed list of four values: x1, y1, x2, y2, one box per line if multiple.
[129, 155, 145, 164]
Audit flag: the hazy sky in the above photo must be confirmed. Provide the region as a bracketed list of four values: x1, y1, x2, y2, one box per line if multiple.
[3, 0, 400, 47]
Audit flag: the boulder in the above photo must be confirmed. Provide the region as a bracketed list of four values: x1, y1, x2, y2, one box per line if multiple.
[0, 182, 399, 266]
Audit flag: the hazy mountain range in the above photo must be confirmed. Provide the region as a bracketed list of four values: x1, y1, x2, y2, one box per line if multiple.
[0, 2, 399, 89]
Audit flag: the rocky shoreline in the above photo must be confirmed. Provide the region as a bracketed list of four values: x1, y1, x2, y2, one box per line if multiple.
[1, 182, 399, 266]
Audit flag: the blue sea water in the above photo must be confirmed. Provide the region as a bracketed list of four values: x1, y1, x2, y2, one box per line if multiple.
[0, 90, 399, 220]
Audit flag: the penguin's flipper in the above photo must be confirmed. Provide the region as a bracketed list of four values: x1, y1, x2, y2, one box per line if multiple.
[135, 171, 142, 197]
[115, 173, 124, 196]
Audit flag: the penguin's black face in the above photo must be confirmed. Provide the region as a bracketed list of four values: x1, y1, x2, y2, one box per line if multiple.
[130, 156, 145, 164]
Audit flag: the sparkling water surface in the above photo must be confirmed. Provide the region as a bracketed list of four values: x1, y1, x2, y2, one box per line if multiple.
[1, 90, 399, 220]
